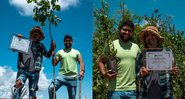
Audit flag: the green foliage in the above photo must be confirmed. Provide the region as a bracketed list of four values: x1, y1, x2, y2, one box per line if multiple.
[27, 0, 61, 26]
[93, 0, 116, 98]
[93, 0, 185, 98]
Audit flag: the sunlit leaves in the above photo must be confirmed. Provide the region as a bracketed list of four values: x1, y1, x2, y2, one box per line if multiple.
[93, 0, 185, 98]
[27, 0, 61, 26]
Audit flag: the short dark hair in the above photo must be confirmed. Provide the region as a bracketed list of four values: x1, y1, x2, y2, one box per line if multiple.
[119, 20, 134, 31]
[64, 35, 73, 41]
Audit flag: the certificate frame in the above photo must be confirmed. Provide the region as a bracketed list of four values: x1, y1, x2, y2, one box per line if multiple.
[9, 34, 31, 54]
[145, 48, 173, 71]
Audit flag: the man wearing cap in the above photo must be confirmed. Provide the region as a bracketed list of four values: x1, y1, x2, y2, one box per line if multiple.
[98, 20, 141, 99]
[137, 26, 179, 99]
[13, 26, 56, 99]
[48, 35, 85, 99]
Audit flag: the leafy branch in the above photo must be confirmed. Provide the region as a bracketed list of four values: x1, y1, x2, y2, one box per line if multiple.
[27, 0, 61, 26]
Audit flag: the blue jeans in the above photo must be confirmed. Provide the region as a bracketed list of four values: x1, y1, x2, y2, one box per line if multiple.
[13, 69, 39, 99]
[48, 75, 77, 99]
[108, 90, 136, 99]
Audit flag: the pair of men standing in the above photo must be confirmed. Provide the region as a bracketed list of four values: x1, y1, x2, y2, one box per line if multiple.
[99, 20, 179, 99]
[13, 26, 84, 99]
[12, 22, 179, 99]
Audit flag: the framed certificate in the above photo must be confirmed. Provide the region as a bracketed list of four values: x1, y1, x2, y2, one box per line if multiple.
[145, 49, 173, 71]
[9, 34, 31, 54]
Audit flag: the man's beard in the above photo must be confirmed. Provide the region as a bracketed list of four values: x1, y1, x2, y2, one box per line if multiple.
[120, 34, 131, 42]
[64, 43, 72, 48]
[31, 35, 40, 41]
[146, 39, 158, 47]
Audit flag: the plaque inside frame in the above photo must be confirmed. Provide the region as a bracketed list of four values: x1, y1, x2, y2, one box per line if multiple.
[9, 34, 31, 54]
[144, 48, 173, 71]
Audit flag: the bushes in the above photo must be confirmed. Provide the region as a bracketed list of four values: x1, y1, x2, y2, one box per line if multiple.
[93, 0, 185, 98]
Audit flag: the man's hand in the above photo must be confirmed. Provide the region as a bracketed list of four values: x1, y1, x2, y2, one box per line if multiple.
[79, 70, 84, 80]
[140, 67, 149, 77]
[51, 51, 55, 57]
[51, 41, 56, 57]
[51, 41, 56, 51]
[172, 66, 179, 75]
[103, 70, 117, 79]
[16, 34, 23, 38]
[50, 41, 56, 57]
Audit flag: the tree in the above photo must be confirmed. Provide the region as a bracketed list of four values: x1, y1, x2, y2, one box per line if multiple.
[93, 0, 140, 98]
[27, 0, 62, 42]
[26, 1, 62, 99]
[93, 0, 185, 98]
[27, 0, 61, 26]
[93, 0, 116, 98]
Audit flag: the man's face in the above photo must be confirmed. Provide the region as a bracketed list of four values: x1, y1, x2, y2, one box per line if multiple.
[145, 32, 159, 48]
[64, 38, 72, 48]
[119, 25, 133, 42]
[30, 32, 40, 41]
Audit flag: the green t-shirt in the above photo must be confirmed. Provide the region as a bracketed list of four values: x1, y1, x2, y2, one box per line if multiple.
[106, 39, 141, 91]
[56, 48, 81, 77]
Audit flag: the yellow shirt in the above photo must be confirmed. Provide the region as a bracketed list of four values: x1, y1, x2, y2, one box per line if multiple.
[107, 39, 140, 91]
[56, 49, 80, 77]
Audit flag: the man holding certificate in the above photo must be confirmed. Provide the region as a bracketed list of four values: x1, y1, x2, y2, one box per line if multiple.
[137, 26, 179, 99]
[12, 26, 56, 99]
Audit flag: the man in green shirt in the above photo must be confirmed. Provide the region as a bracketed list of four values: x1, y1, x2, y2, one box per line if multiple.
[98, 20, 140, 99]
[48, 35, 85, 99]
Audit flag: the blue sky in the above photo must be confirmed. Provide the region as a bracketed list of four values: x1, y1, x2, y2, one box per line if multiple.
[94, 0, 185, 31]
[1, 0, 185, 98]
[0, 0, 92, 99]
[93, 0, 185, 97]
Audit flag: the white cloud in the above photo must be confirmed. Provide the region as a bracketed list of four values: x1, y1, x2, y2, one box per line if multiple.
[38, 67, 51, 90]
[0, 66, 17, 98]
[140, 20, 149, 26]
[9, 0, 35, 16]
[0, 66, 51, 99]
[0, 67, 6, 77]
[57, 0, 79, 10]
[9, 0, 79, 16]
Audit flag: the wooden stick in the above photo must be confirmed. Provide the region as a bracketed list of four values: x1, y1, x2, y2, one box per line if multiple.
[53, 65, 56, 99]
[78, 79, 82, 99]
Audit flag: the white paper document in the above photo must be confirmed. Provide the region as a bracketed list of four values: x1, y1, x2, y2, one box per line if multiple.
[10, 35, 30, 54]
